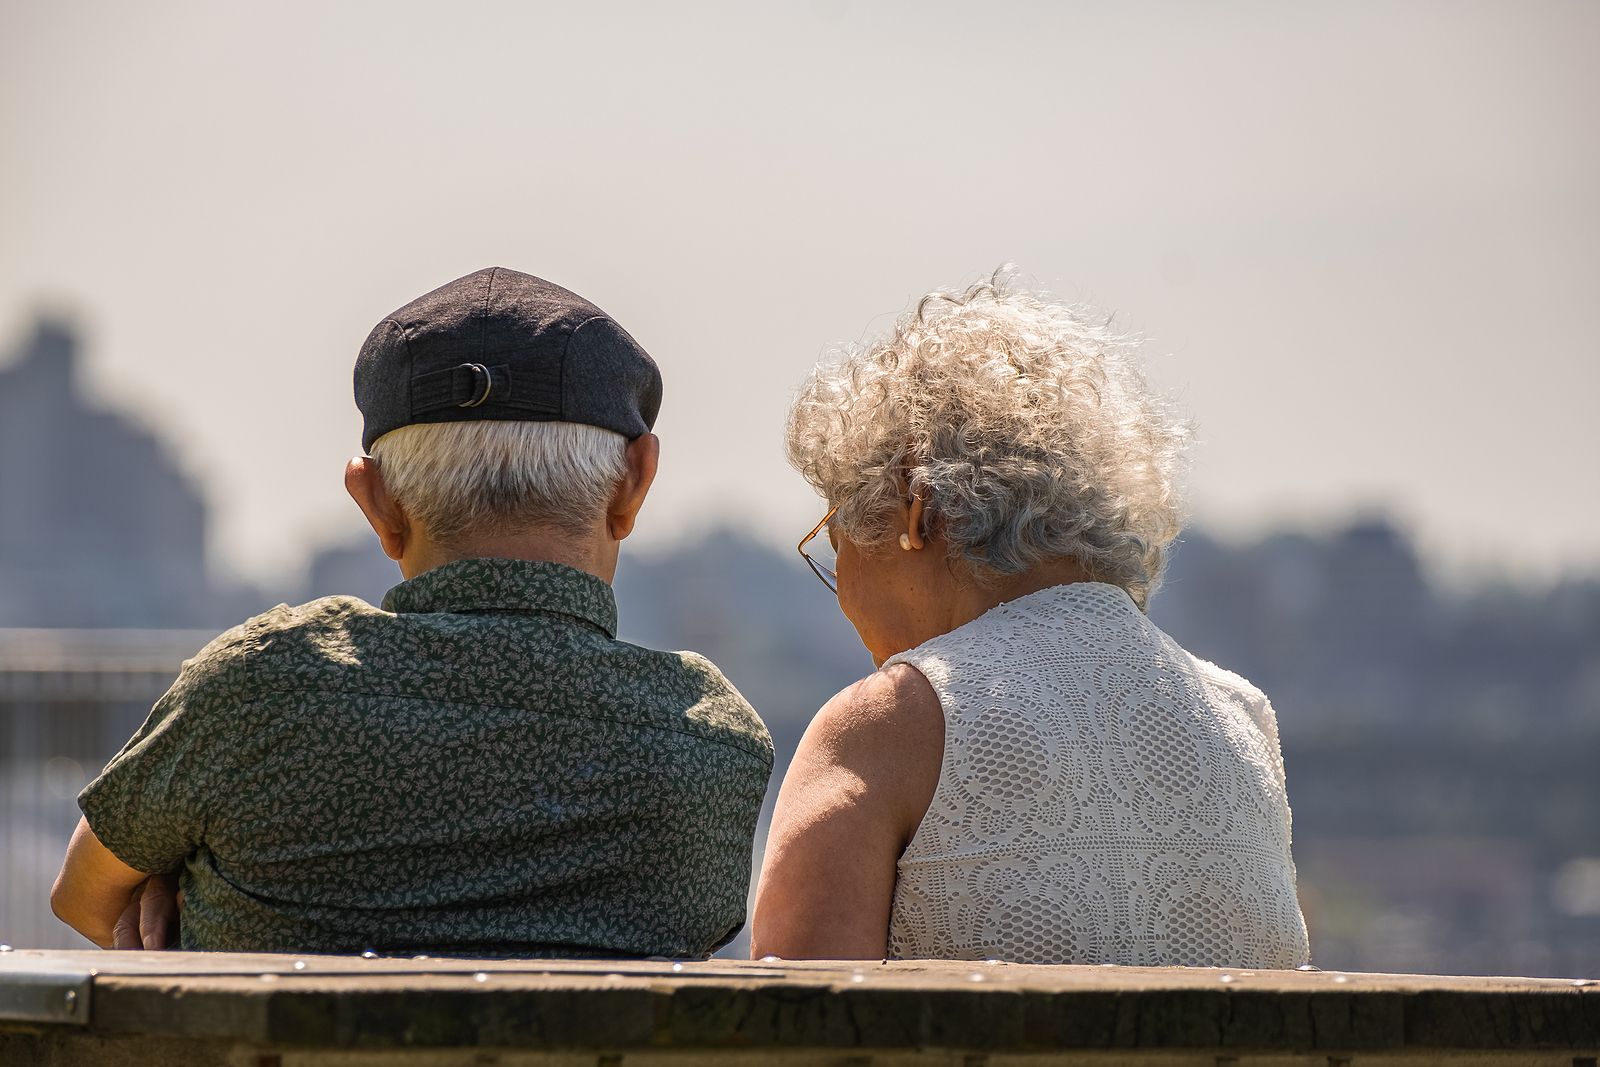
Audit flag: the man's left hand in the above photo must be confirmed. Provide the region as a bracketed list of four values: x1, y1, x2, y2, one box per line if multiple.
[111, 874, 181, 950]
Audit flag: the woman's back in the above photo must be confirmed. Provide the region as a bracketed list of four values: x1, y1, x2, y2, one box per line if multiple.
[884, 582, 1310, 968]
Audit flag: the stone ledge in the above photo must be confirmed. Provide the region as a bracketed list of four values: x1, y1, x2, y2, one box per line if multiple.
[1, 951, 1596, 1065]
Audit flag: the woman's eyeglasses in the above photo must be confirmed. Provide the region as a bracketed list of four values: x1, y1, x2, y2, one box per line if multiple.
[797, 505, 840, 594]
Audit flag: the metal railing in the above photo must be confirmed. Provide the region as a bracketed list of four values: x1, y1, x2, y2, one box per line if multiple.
[0, 630, 208, 949]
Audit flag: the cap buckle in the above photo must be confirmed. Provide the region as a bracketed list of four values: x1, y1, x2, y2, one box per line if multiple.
[457, 363, 494, 408]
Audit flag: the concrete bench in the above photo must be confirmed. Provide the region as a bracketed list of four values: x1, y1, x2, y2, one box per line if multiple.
[1, 949, 1596, 1065]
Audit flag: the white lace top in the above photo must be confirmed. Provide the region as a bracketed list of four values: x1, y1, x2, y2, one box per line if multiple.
[883, 582, 1310, 968]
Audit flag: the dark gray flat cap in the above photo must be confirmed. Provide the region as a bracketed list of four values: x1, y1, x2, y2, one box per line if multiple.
[354, 267, 662, 452]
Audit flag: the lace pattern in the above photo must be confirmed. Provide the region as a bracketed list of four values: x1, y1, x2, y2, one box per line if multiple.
[884, 582, 1310, 967]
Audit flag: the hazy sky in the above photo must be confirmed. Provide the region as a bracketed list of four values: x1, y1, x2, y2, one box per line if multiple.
[3, 1, 1596, 586]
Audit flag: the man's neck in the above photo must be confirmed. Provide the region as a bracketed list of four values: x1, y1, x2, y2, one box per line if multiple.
[400, 526, 617, 585]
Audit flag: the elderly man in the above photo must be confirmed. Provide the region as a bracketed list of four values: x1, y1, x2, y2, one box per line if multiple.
[52, 267, 773, 957]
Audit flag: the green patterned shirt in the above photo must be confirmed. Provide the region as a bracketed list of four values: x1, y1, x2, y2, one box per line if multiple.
[78, 558, 773, 957]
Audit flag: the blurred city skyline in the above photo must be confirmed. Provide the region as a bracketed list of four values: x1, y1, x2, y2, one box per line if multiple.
[4, 1, 1598, 588]
[5, 315, 1598, 973]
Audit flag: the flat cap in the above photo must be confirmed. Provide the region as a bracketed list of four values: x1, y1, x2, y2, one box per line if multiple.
[354, 267, 662, 452]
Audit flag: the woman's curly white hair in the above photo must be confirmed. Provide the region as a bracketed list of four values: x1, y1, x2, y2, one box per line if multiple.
[786, 268, 1190, 611]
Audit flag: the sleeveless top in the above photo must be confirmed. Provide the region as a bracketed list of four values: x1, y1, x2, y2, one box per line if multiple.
[883, 582, 1310, 968]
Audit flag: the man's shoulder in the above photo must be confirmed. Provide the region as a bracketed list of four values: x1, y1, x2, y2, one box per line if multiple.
[612, 641, 774, 766]
[664, 646, 740, 692]
[249, 594, 386, 637]
[180, 596, 387, 684]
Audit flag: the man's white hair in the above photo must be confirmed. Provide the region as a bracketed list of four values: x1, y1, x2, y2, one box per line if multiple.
[370, 421, 628, 545]
[786, 268, 1190, 610]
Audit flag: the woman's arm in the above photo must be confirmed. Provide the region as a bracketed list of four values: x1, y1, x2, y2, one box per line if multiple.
[751, 663, 944, 959]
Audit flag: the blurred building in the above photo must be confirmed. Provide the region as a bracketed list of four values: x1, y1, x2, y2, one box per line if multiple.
[0, 323, 1595, 972]
[1157, 528, 1600, 977]
[0, 316, 259, 947]
[0, 318, 256, 628]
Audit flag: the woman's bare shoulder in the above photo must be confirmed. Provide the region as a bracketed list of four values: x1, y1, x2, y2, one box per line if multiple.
[792, 663, 944, 832]
[811, 662, 943, 750]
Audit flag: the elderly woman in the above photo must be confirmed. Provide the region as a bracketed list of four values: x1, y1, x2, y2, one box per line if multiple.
[751, 273, 1310, 968]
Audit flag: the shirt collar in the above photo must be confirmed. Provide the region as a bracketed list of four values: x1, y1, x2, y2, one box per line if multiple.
[381, 558, 618, 638]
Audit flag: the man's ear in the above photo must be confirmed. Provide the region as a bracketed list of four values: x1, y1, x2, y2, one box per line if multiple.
[607, 433, 659, 541]
[345, 456, 411, 561]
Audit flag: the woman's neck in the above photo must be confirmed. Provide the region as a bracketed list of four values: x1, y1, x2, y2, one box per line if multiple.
[941, 557, 1094, 637]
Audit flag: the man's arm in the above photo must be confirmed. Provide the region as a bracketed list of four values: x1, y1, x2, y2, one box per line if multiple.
[52, 817, 164, 948]
[60, 626, 244, 949]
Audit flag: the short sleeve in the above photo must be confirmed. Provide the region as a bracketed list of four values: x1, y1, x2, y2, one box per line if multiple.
[76, 627, 248, 873]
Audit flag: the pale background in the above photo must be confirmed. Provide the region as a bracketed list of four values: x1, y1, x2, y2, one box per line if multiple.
[4, 0, 1600, 976]
[3, 0, 1596, 588]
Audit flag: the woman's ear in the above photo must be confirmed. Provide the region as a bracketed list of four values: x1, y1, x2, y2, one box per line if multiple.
[891, 460, 929, 551]
[345, 456, 411, 561]
[905, 495, 928, 551]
